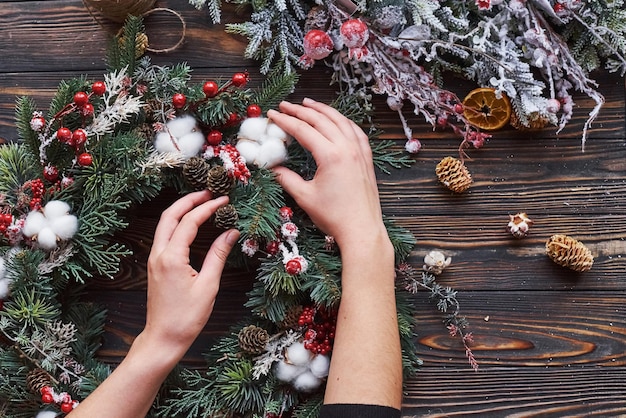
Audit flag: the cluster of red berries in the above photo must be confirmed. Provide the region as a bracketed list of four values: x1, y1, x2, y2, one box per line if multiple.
[298, 306, 337, 355]
[28, 178, 46, 210]
[0, 213, 13, 235]
[213, 144, 251, 183]
[40, 385, 78, 414]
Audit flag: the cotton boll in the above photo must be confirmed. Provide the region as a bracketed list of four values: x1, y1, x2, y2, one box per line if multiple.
[166, 115, 197, 138]
[236, 139, 261, 164]
[43, 200, 70, 220]
[22, 211, 47, 237]
[238, 117, 268, 141]
[265, 122, 287, 141]
[49, 215, 78, 240]
[37, 227, 59, 250]
[154, 131, 179, 154]
[0, 256, 5, 280]
[255, 137, 288, 168]
[309, 354, 330, 378]
[286, 341, 312, 366]
[274, 360, 305, 383]
[35, 411, 59, 418]
[0, 278, 11, 299]
[178, 131, 206, 158]
[292, 371, 322, 392]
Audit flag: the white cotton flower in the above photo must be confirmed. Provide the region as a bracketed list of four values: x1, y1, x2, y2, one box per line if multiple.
[292, 371, 323, 392]
[309, 354, 330, 378]
[275, 361, 306, 383]
[35, 411, 59, 418]
[0, 255, 5, 280]
[0, 279, 10, 299]
[236, 117, 290, 168]
[286, 341, 312, 366]
[23, 200, 79, 250]
[153, 115, 205, 159]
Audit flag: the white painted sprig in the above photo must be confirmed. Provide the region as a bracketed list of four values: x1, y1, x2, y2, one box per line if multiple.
[22, 201, 79, 250]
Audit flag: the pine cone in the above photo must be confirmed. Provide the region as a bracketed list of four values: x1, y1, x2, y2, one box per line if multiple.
[304, 6, 330, 31]
[279, 305, 304, 330]
[238, 325, 269, 355]
[26, 368, 52, 394]
[435, 156, 472, 193]
[207, 165, 234, 197]
[510, 111, 549, 130]
[118, 32, 149, 58]
[214, 204, 238, 229]
[183, 157, 211, 191]
[546, 234, 594, 272]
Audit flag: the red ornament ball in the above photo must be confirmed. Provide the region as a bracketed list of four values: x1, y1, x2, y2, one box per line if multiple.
[91, 81, 106, 96]
[206, 130, 223, 146]
[203, 81, 219, 98]
[172, 93, 187, 109]
[303, 29, 334, 60]
[41, 392, 55, 404]
[231, 72, 249, 88]
[81, 102, 95, 117]
[43, 165, 59, 182]
[56, 127, 73, 144]
[73, 91, 90, 107]
[285, 256, 308, 275]
[265, 240, 280, 256]
[340, 19, 369, 49]
[77, 152, 93, 166]
[246, 104, 262, 118]
[30, 116, 46, 132]
[225, 112, 240, 126]
[72, 129, 88, 148]
[60, 402, 74, 413]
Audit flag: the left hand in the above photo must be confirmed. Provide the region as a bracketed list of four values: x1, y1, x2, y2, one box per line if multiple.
[143, 190, 240, 355]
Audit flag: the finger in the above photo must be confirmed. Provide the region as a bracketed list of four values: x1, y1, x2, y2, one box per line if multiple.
[276, 101, 346, 145]
[152, 191, 213, 255]
[267, 110, 331, 162]
[197, 228, 240, 290]
[166, 196, 230, 256]
[272, 165, 309, 203]
[301, 98, 360, 144]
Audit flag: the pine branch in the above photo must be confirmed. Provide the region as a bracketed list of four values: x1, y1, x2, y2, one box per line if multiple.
[371, 140, 415, 175]
[250, 68, 299, 112]
[106, 15, 146, 73]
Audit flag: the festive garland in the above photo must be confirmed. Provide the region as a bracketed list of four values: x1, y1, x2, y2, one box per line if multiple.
[191, 0, 626, 154]
[0, 17, 473, 417]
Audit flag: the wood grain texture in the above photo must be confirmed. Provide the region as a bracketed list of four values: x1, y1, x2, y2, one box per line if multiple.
[2, 1, 626, 416]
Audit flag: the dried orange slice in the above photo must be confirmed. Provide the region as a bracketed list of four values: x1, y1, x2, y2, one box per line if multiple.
[462, 87, 512, 131]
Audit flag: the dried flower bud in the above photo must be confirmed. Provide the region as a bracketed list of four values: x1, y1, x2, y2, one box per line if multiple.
[423, 250, 451, 275]
[507, 212, 533, 238]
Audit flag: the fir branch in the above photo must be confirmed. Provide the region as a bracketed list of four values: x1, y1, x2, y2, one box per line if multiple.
[14, 96, 38, 149]
[0, 144, 39, 206]
[106, 15, 146, 73]
[250, 68, 299, 112]
[371, 140, 415, 175]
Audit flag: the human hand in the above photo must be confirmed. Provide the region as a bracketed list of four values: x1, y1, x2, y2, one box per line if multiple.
[268, 99, 385, 248]
[143, 190, 240, 356]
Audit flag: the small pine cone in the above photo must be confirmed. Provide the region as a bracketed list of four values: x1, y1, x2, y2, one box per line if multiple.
[26, 368, 52, 394]
[510, 111, 549, 130]
[207, 165, 234, 197]
[214, 204, 239, 229]
[118, 32, 149, 58]
[238, 325, 270, 355]
[435, 156, 472, 193]
[183, 157, 211, 191]
[546, 234, 594, 272]
[279, 305, 304, 330]
[304, 6, 330, 31]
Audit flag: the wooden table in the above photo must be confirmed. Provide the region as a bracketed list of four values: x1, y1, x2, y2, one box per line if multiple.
[2, 1, 625, 416]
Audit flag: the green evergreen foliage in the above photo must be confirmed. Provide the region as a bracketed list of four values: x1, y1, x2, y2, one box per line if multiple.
[106, 15, 146, 73]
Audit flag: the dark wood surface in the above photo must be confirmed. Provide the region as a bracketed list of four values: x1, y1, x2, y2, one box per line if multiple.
[2, 1, 626, 416]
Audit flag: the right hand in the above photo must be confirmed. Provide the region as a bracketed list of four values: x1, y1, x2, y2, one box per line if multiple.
[268, 99, 386, 248]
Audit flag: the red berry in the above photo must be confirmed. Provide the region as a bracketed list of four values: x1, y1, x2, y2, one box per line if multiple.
[81, 102, 95, 116]
[41, 393, 55, 404]
[553, 2, 565, 12]
[279, 206, 293, 221]
[266, 240, 280, 256]
[30, 116, 46, 132]
[2, 214, 12, 224]
[72, 129, 88, 148]
[56, 127, 72, 144]
[203, 81, 219, 98]
[231, 72, 249, 88]
[285, 258, 303, 275]
[303, 30, 334, 60]
[225, 112, 240, 126]
[340, 19, 369, 49]
[60, 402, 74, 413]
[91, 81, 106, 96]
[206, 130, 223, 146]
[454, 103, 464, 114]
[246, 104, 262, 118]
[172, 93, 187, 109]
[43, 165, 59, 182]
[73, 91, 90, 107]
[77, 152, 93, 166]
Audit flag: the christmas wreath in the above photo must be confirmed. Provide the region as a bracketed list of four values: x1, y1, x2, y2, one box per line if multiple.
[0, 17, 472, 417]
[191, 0, 626, 153]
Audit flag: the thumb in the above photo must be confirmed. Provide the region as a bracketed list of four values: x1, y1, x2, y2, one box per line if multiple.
[199, 229, 240, 283]
[272, 166, 307, 200]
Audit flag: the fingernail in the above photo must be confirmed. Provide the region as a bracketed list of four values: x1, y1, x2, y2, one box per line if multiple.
[302, 97, 315, 105]
[267, 109, 277, 115]
[226, 229, 240, 246]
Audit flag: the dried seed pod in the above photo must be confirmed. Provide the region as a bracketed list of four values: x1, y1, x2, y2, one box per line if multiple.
[182, 156, 210, 191]
[238, 325, 270, 355]
[546, 234, 594, 272]
[207, 165, 234, 196]
[507, 212, 534, 238]
[423, 250, 451, 275]
[435, 156, 472, 193]
[214, 204, 239, 229]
